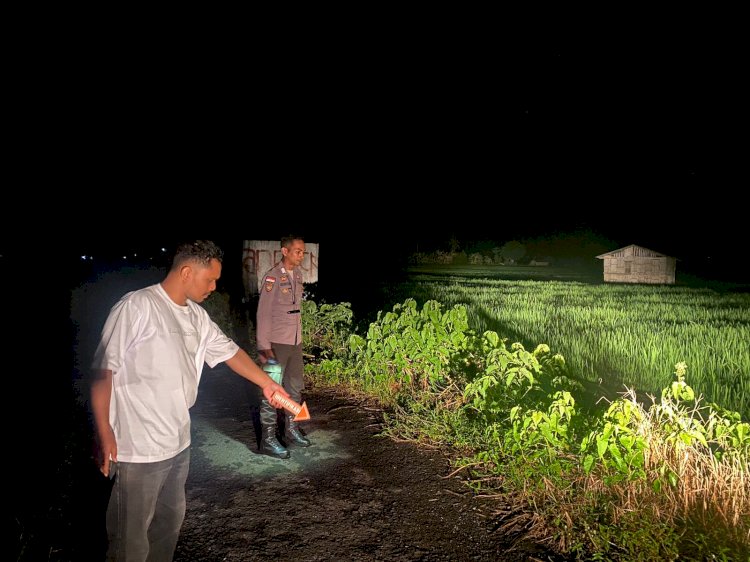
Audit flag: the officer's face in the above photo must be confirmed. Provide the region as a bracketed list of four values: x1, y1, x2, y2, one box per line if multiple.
[283, 240, 305, 268]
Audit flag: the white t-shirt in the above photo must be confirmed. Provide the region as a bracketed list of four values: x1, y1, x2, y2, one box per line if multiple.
[92, 283, 239, 462]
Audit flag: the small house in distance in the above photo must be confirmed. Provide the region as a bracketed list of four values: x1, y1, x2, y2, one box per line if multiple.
[596, 244, 676, 284]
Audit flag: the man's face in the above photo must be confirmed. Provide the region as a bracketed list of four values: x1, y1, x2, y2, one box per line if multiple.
[283, 240, 305, 268]
[187, 258, 222, 303]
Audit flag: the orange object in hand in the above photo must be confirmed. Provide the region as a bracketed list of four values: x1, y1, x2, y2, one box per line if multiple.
[271, 392, 310, 421]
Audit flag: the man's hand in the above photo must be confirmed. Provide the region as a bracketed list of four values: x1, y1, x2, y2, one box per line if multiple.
[263, 380, 288, 408]
[96, 427, 118, 478]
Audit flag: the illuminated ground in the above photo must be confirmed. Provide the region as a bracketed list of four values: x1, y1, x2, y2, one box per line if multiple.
[18, 365, 562, 561]
[171, 367, 561, 561]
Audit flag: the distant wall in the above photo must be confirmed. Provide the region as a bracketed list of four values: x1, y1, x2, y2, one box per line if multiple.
[602, 256, 675, 284]
[242, 240, 319, 296]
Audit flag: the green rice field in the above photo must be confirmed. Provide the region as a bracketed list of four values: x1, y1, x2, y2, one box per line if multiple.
[383, 265, 750, 419]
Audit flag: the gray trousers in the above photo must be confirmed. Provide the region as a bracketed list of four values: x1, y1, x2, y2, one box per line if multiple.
[272, 342, 304, 403]
[106, 447, 190, 562]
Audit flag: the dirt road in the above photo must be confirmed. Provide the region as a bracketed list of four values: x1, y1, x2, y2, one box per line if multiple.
[172, 367, 559, 561]
[15, 365, 561, 561]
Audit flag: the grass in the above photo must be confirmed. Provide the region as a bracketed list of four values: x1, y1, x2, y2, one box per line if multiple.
[376, 265, 750, 419]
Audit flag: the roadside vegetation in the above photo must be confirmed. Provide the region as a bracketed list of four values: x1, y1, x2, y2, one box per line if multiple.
[302, 298, 749, 561]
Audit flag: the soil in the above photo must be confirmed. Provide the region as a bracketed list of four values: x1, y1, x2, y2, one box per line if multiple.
[15, 365, 564, 562]
[177, 367, 561, 561]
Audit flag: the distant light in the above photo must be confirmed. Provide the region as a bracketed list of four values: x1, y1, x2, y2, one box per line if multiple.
[133, 253, 137, 257]
[81, 255, 87, 260]
[161, 248, 166, 252]
[122, 256, 127, 259]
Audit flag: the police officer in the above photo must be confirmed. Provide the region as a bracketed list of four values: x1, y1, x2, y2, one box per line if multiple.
[256, 235, 310, 458]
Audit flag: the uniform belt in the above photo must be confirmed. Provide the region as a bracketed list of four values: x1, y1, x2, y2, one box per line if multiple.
[287, 309, 301, 314]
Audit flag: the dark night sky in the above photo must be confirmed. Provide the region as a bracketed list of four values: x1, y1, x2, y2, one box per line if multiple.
[2, 41, 745, 280]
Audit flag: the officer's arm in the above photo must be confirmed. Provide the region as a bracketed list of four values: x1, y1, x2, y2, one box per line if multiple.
[256, 276, 275, 361]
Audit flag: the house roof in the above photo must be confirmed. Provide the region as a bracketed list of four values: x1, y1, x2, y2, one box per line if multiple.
[596, 244, 672, 259]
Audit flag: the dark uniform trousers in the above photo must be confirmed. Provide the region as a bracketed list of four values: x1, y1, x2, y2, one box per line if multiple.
[272, 342, 304, 404]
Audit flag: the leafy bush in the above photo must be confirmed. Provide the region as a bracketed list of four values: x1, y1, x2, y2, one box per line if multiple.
[301, 300, 354, 360]
[347, 299, 475, 404]
[304, 297, 749, 560]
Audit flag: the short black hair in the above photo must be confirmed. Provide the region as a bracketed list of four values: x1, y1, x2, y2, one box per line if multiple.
[171, 240, 224, 270]
[281, 235, 304, 248]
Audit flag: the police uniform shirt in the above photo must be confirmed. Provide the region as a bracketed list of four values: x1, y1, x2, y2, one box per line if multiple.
[256, 263, 303, 350]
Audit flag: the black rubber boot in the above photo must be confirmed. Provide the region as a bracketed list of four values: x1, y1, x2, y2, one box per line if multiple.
[259, 400, 289, 459]
[285, 414, 310, 447]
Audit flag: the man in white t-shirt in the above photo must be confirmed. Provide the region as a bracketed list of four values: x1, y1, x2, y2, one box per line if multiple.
[91, 240, 287, 562]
